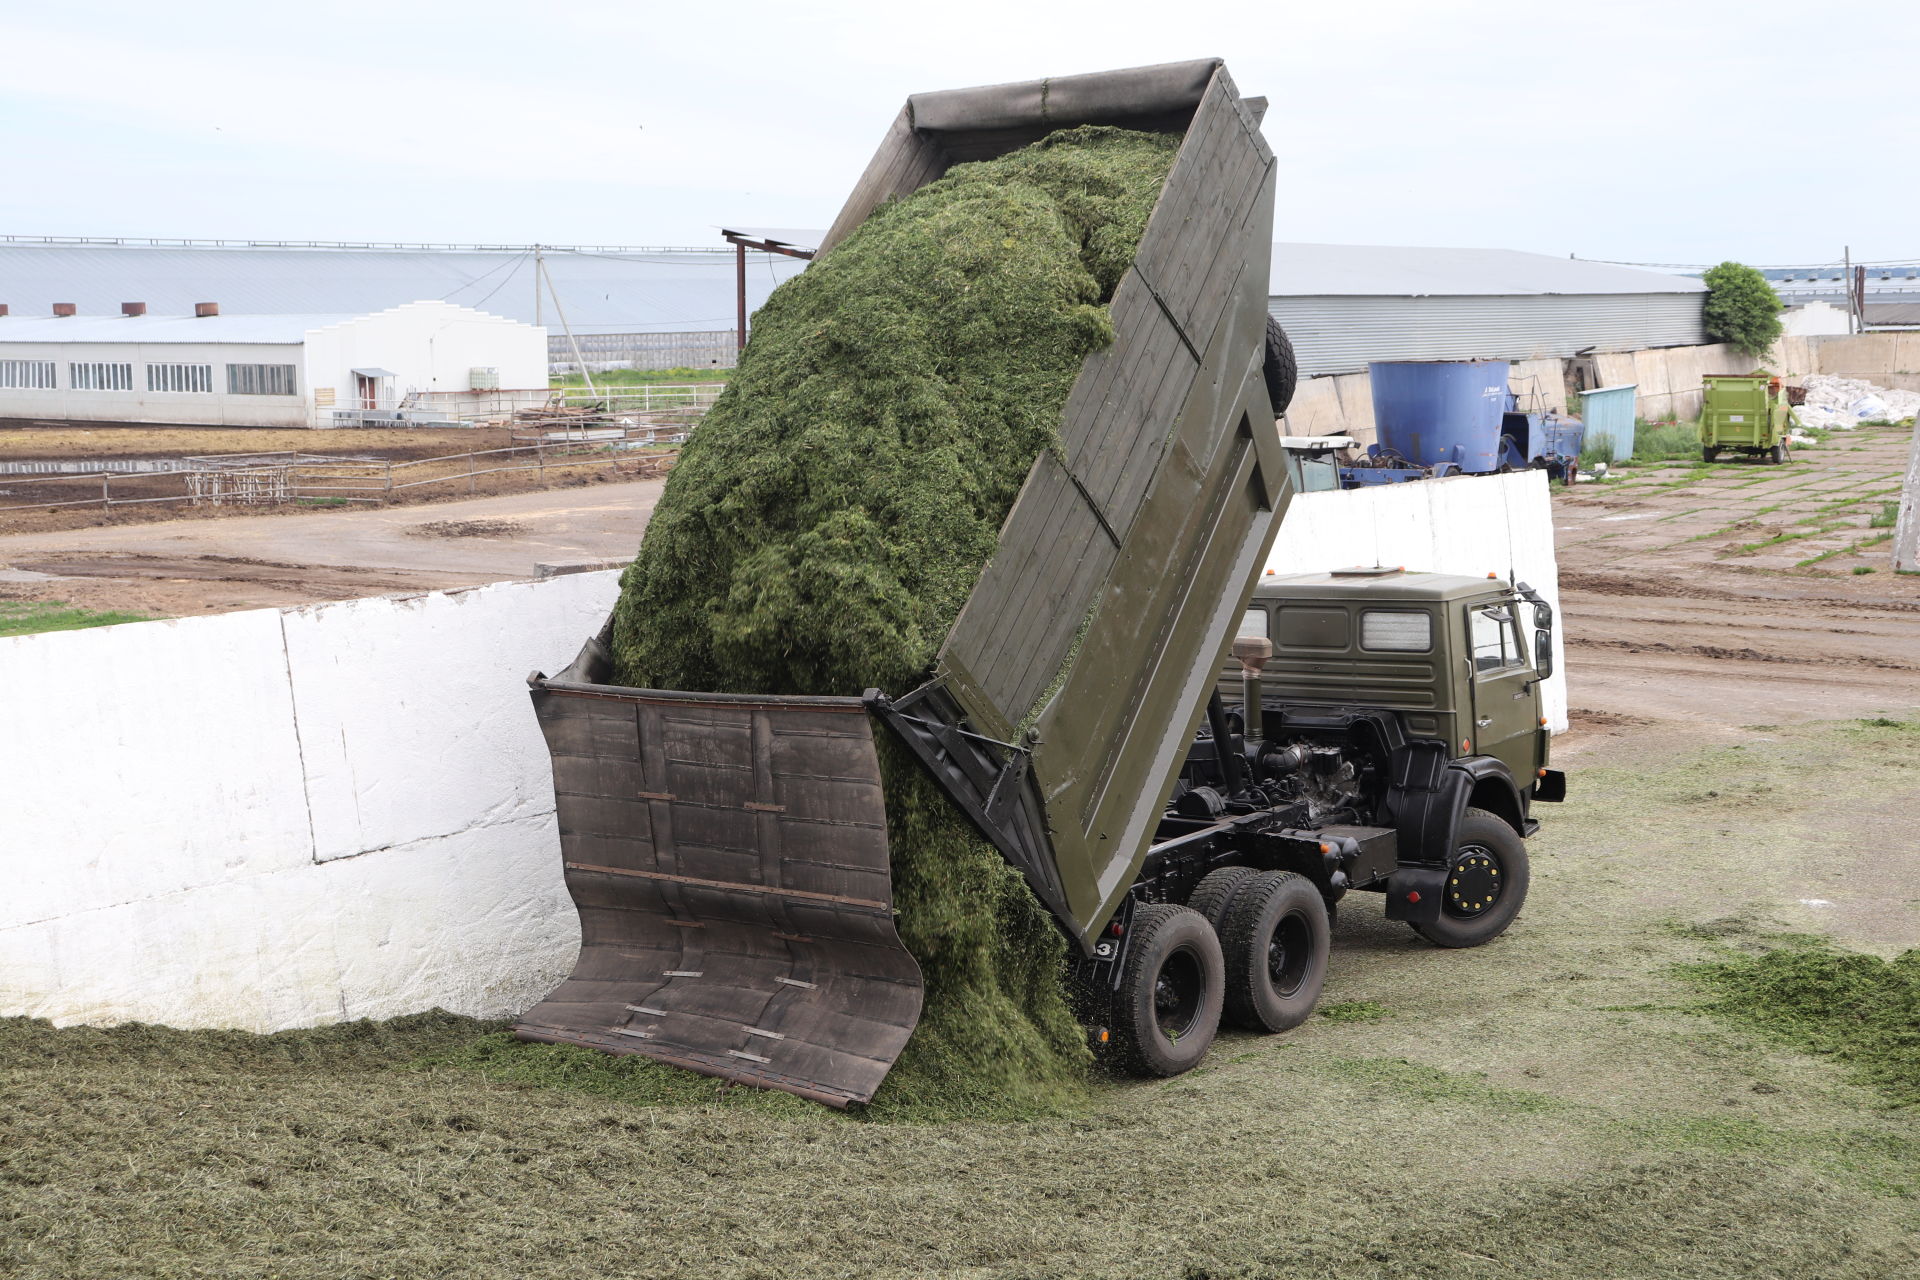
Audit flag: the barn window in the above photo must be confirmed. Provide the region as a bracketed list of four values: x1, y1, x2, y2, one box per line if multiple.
[70, 361, 134, 391]
[148, 363, 214, 393]
[0, 360, 56, 390]
[227, 363, 298, 396]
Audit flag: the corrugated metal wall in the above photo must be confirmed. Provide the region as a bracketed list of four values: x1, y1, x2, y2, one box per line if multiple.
[1270, 293, 1706, 377]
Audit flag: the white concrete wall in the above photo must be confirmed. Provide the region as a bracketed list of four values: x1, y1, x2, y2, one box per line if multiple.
[0, 340, 308, 427]
[0, 572, 619, 1032]
[303, 301, 548, 418]
[1267, 470, 1568, 732]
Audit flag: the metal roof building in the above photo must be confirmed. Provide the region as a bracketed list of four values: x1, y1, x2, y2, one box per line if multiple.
[0, 237, 811, 369]
[1268, 244, 1708, 377]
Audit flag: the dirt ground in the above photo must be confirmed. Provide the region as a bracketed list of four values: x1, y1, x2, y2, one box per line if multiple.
[0, 475, 665, 616]
[1553, 422, 1919, 727]
[0, 426, 678, 538]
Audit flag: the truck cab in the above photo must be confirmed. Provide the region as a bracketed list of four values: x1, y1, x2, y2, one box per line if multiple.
[1226, 568, 1556, 796]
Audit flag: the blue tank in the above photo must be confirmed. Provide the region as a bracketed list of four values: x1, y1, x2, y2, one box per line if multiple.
[1368, 360, 1513, 473]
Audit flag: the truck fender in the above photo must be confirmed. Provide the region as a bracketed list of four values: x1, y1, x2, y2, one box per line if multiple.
[1452, 756, 1527, 837]
[1385, 746, 1525, 865]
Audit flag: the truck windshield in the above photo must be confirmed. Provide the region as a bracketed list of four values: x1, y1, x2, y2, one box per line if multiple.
[1239, 607, 1268, 637]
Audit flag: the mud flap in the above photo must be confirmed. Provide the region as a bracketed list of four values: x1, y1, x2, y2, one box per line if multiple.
[514, 635, 924, 1108]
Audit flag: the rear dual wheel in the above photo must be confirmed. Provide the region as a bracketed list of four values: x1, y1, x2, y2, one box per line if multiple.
[1107, 903, 1223, 1077]
[1219, 872, 1331, 1033]
[1106, 871, 1333, 1076]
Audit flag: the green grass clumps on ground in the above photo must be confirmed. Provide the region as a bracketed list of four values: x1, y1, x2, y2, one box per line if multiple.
[1317, 1000, 1389, 1023]
[417, 1030, 818, 1116]
[599, 126, 1179, 1115]
[0, 600, 153, 637]
[1869, 501, 1901, 529]
[1681, 942, 1920, 1107]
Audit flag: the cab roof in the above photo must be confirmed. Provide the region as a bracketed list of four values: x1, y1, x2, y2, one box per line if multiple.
[1252, 568, 1508, 602]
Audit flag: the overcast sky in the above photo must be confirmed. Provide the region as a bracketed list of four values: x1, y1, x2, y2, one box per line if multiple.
[2, 0, 1911, 268]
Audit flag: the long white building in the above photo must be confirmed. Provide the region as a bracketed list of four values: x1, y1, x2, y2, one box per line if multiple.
[0, 300, 547, 428]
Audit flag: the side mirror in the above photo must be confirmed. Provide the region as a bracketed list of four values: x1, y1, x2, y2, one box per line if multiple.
[1534, 627, 1555, 679]
[1532, 601, 1553, 631]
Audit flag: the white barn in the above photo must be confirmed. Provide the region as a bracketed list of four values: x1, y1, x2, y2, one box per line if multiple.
[0, 300, 547, 429]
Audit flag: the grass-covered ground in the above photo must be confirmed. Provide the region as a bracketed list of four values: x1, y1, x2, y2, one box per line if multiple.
[0, 600, 152, 637]
[5, 716, 1917, 1278]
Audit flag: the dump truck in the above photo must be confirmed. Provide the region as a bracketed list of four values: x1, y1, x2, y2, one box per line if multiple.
[1701, 373, 1796, 463]
[514, 59, 1567, 1105]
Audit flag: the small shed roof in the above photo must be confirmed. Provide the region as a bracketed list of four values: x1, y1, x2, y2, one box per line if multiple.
[0, 312, 356, 344]
[1270, 243, 1707, 298]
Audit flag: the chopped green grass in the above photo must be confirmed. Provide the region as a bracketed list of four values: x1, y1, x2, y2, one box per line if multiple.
[1681, 941, 1920, 1108]
[592, 126, 1182, 1114]
[0, 600, 153, 637]
[1317, 1000, 1390, 1023]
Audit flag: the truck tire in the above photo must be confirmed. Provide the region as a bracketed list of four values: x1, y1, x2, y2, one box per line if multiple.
[1186, 866, 1257, 930]
[1219, 871, 1330, 1032]
[1701, 445, 1717, 463]
[1264, 316, 1298, 417]
[1769, 442, 1787, 464]
[1410, 807, 1530, 949]
[1106, 903, 1224, 1077]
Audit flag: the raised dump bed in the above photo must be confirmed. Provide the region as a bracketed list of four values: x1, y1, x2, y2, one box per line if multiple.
[516, 58, 1290, 1105]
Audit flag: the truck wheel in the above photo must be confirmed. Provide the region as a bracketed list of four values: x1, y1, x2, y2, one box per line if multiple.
[1701, 445, 1717, 463]
[1264, 316, 1298, 417]
[1107, 903, 1223, 1077]
[1186, 866, 1257, 930]
[1411, 808, 1530, 949]
[1219, 871, 1330, 1032]
[1769, 442, 1787, 464]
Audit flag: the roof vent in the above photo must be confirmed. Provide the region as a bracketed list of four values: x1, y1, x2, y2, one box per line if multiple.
[195, 302, 219, 318]
[122, 302, 147, 317]
[53, 303, 76, 317]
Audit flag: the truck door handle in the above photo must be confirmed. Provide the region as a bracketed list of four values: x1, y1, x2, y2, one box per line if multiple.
[1476, 717, 1492, 728]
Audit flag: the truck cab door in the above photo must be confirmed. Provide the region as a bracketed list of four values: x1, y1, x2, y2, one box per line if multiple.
[1465, 599, 1538, 782]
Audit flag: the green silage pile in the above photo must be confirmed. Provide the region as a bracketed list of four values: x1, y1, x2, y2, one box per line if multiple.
[1684, 943, 1920, 1108]
[608, 125, 1180, 1113]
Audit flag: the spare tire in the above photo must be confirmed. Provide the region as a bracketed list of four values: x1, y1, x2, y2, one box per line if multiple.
[1264, 315, 1298, 417]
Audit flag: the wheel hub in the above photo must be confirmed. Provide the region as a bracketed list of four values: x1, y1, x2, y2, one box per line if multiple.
[1446, 846, 1502, 918]
[1266, 912, 1312, 995]
[1153, 948, 1204, 1041]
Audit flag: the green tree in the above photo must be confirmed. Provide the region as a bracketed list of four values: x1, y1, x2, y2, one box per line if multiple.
[1701, 260, 1784, 357]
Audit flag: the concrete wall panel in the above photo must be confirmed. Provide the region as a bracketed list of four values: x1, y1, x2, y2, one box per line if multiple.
[0, 572, 618, 1031]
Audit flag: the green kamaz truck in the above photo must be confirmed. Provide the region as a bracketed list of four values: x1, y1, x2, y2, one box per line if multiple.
[517, 59, 1569, 1104]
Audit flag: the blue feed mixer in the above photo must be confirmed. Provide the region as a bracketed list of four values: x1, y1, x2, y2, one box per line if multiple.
[1367, 359, 1513, 473]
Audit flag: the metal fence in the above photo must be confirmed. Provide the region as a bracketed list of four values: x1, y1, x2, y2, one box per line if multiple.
[0, 440, 677, 514]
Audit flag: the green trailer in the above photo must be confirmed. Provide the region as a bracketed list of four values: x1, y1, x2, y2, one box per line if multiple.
[1701, 373, 1796, 463]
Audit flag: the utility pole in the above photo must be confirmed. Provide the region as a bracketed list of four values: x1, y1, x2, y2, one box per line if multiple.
[1844, 245, 1854, 333]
